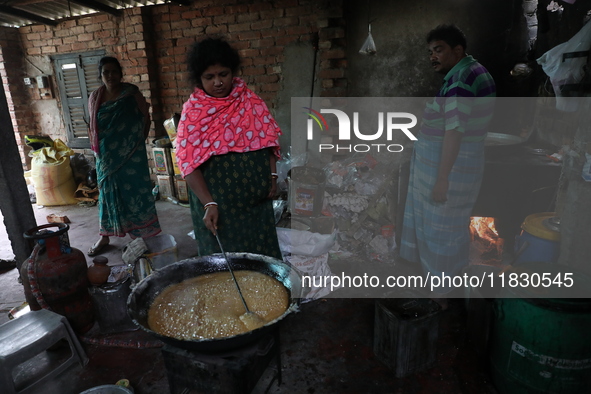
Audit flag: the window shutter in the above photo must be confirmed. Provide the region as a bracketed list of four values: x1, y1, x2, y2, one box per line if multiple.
[54, 51, 104, 149]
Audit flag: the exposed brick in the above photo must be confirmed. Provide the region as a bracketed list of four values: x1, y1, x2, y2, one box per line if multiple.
[213, 14, 236, 24]
[275, 35, 298, 46]
[251, 38, 275, 49]
[270, 66, 282, 74]
[171, 20, 191, 30]
[322, 79, 334, 89]
[103, 38, 118, 46]
[239, 48, 260, 58]
[262, 83, 280, 92]
[231, 40, 250, 50]
[125, 33, 144, 42]
[241, 67, 265, 76]
[205, 25, 228, 35]
[235, 58, 250, 67]
[26, 33, 40, 41]
[318, 68, 345, 79]
[27, 47, 41, 56]
[41, 46, 57, 54]
[260, 9, 284, 19]
[285, 6, 313, 17]
[273, 0, 298, 8]
[237, 31, 262, 41]
[71, 42, 89, 51]
[320, 49, 346, 60]
[248, 2, 273, 12]
[71, 26, 85, 35]
[273, 17, 299, 27]
[57, 44, 72, 52]
[228, 23, 251, 33]
[102, 21, 116, 30]
[181, 10, 202, 19]
[319, 27, 345, 40]
[94, 30, 111, 39]
[237, 13, 260, 23]
[260, 28, 285, 38]
[202, 6, 225, 16]
[258, 74, 280, 83]
[285, 26, 310, 36]
[85, 24, 101, 33]
[190, 17, 213, 27]
[31, 25, 46, 33]
[261, 46, 283, 56]
[251, 19, 273, 30]
[77, 33, 94, 42]
[253, 56, 275, 65]
[224, 5, 249, 14]
[176, 37, 195, 47]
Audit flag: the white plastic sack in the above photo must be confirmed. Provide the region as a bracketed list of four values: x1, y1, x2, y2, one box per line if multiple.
[276, 228, 336, 257]
[285, 253, 336, 301]
[537, 21, 591, 110]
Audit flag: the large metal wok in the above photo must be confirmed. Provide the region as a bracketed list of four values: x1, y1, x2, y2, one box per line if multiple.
[127, 252, 304, 352]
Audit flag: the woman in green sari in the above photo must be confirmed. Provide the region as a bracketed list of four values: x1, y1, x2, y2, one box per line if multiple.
[87, 56, 161, 256]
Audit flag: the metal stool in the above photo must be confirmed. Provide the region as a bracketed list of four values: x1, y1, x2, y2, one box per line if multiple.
[0, 309, 88, 394]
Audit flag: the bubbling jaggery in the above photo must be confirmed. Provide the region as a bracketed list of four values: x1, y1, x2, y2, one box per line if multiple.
[148, 270, 289, 340]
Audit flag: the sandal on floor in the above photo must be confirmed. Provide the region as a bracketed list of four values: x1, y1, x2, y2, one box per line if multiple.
[88, 242, 108, 257]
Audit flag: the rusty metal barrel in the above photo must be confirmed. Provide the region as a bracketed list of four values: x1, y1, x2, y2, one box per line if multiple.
[21, 223, 95, 334]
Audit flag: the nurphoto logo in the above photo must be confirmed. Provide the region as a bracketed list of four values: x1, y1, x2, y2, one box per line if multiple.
[304, 107, 418, 153]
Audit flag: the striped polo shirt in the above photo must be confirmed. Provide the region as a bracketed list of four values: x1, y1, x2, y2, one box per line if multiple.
[421, 55, 496, 141]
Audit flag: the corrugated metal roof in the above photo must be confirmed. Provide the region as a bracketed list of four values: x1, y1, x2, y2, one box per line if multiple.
[0, 0, 186, 28]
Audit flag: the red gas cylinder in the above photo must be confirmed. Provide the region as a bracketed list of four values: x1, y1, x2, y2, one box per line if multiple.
[21, 223, 95, 334]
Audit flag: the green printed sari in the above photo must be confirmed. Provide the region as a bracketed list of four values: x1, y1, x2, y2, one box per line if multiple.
[189, 149, 281, 259]
[95, 84, 160, 239]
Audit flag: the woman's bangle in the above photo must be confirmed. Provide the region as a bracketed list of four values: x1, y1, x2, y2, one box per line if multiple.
[204, 202, 218, 210]
[271, 172, 278, 179]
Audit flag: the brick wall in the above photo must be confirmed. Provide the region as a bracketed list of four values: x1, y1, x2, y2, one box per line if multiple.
[0, 27, 38, 168]
[9, 0, 346, 159]
[151, 0, 346, 133]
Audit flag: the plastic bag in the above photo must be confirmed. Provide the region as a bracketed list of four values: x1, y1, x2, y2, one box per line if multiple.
[537, 21, 591, 110]
[276, 227, 336, 257]
[359, 24, 377, 55]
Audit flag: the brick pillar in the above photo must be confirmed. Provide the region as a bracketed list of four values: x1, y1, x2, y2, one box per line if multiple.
[0, 26, 38, 169]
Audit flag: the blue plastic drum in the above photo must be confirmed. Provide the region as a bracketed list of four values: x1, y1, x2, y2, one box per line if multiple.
[514, 212, 560, 264]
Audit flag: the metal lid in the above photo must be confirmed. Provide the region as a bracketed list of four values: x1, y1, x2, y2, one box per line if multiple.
[522, 212, 561, 242]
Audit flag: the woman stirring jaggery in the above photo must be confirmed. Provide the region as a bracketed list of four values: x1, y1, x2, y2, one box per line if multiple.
[175, 38, 282, 258]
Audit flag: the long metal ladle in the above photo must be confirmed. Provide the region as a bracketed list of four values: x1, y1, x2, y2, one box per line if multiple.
[214, 232, 264, 330]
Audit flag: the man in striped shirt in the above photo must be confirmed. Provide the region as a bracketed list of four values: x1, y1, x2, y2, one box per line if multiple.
[400, 24, 496, 302]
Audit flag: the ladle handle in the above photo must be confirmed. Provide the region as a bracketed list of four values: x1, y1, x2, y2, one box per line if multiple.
[214, 232, 250, 313]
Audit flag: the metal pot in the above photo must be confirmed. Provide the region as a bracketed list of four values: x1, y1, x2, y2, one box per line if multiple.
[127, 252, 304, 352]
[485, 132, 528, 158]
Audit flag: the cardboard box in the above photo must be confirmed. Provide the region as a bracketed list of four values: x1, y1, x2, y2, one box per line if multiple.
[153, 147, 173, 175]
[157, 175, 175, 200]
[170, 148, 181, 175]
[174, 175, 189, 203]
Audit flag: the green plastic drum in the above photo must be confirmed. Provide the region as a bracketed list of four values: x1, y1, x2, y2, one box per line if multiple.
[489, 262, 591, 393]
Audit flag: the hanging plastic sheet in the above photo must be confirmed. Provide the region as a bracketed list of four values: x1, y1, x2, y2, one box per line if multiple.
[359, 24, 377, 55]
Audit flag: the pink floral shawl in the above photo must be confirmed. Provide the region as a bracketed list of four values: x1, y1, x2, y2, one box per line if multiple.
[175, 78, 281, 177]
